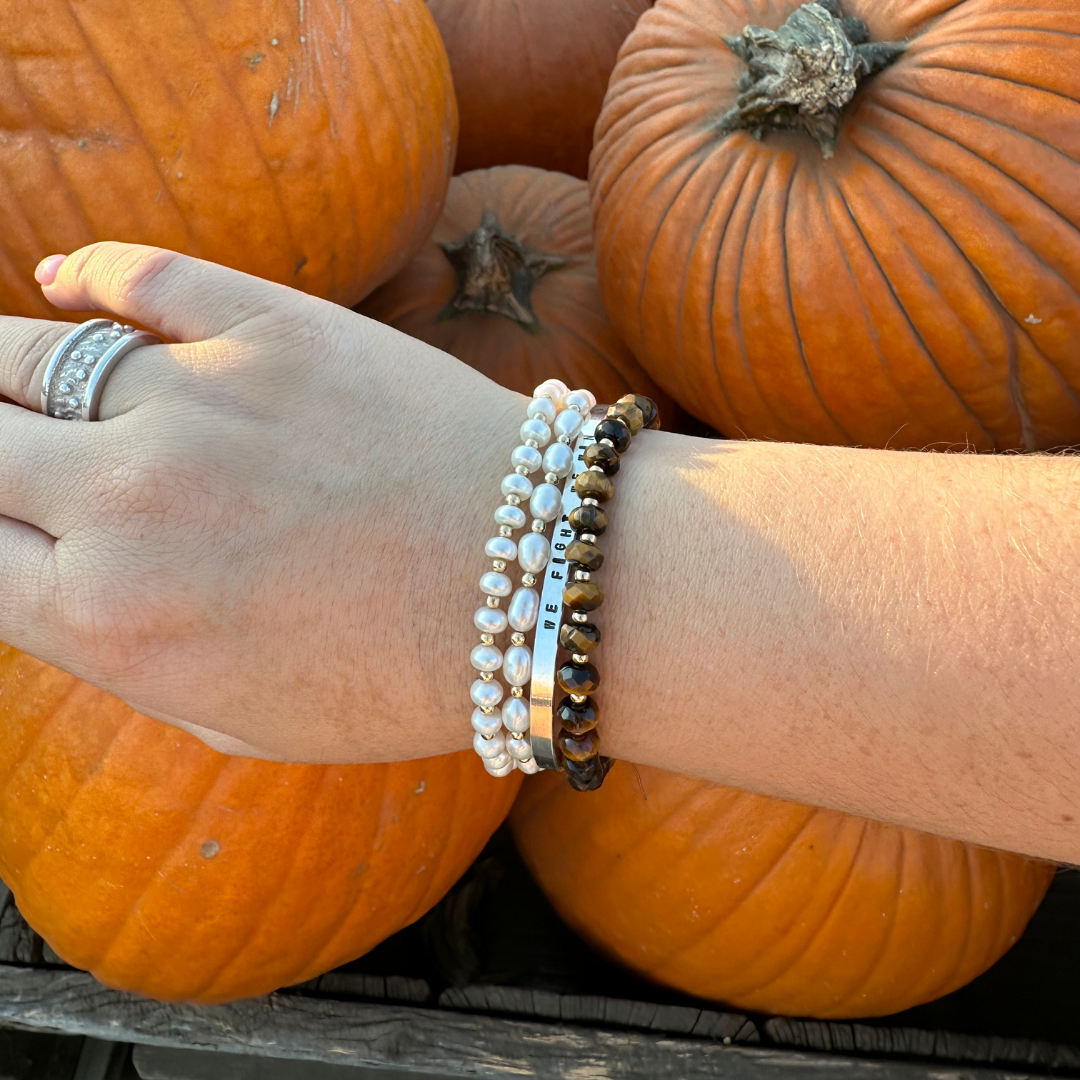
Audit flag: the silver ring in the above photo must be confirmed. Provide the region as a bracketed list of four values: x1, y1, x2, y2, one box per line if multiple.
[41, 318, 162, 421]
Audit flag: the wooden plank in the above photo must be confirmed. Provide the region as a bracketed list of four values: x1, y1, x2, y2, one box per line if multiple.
[438, 983, 757, 1041]
[765, 1018, 1080, 1072]
[132, 1044, 434, 1079]
[0, 887, 41, 965]
[0, 965, 1049, 1080]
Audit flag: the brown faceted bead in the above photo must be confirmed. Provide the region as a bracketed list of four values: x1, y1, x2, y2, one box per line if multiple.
[574, 470, 615, 502]
[568, 504, 607, 535]
[608, 400, 644, 435]
[559, 621, 601, 654]
[565, 540, 603, 571]
[583, 441, 620, 475]
[556, 694, 598, 733]
[619, 393, 660, 430]
[557, 660, 599, 695]
[558, 727, 600, 762]
[595, 417, 631, 452]
[565, 754, 606, 792]
[563, 580, 603, 611]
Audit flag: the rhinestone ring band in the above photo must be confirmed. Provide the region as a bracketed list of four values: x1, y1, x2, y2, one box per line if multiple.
[41, 318, 162, 421]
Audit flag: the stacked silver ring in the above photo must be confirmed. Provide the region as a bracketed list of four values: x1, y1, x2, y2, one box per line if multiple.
[469, 379, 597, 777]
[42, 318, 161, 421]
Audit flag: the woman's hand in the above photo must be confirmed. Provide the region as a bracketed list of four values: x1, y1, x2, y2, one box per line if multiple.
[0, 242, 520, 762]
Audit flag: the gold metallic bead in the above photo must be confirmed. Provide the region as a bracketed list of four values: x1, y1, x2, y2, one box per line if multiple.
[492, 559, 507, 572]
[511, 686, 524, 698]
[506, 494, 521, 506]
[572, 653, 589, 664]
[499, 526, 513, 538]
[515, 465, 530, 475]
[571, 612, 589, 624]
[531, 519, 546, 533]
[511, 632, 526, 646]
[545, 472, 558, 484]
[570, 693, 588, 704]
[582, 497, 599, 507]
[522, 572, 536, 586]
[487, 596, 501, 608]
[580, 533, 597, 544]
[574, 570, 591, 582]
[481, 706, 497, 715]
[480, 633, 495, 645]
[480, 672, 494, 682]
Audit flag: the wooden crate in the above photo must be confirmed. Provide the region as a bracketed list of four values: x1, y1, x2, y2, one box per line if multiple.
[1, 829, 1078, 1079]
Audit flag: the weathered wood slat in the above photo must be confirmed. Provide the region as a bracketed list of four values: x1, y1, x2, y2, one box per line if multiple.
[765, 1018, 1080, 1072]
[0, 965, 1046, 1080]
[0, 886, 41, 965]
[437, 983, 758, 1041]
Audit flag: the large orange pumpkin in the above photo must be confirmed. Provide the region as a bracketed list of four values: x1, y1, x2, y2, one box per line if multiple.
[0, 0, 456, 319]
[0, 645, 519, 1003]
[591, 0, 1080, 450]
[427, 0, 651, 178]
[360, 165, 675, 408]
[512, 766, 1054, 1019]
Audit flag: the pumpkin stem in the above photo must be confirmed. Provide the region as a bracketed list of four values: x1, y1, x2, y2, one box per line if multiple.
[719, 0, 905, 158]
[439, 210, 569, 329]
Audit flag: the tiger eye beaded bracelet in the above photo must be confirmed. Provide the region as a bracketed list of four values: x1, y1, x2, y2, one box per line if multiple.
[528, 393, 660, 791]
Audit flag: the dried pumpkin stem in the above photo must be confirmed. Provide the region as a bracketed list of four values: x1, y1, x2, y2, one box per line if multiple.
[719, 0, 905, 158]
[439, 210, 568, 329]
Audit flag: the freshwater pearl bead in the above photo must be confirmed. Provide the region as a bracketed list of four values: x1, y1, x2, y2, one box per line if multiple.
[506, 735, 532, 762]
[553, 408, 584, 440]
[543, 441, 574, 479]
[485, 536, 517, 562]
[517, 756, 540, 775]
[527, 397, 557, 424]
[494, 504, 527, 530]
[501, 473, 533, 501]
[472, 706, 503, 737]
[565, 389, 597, 413]
[485, 754, 516, 777]
[470, 644, 503, 672]
[474, 606, 508, 634]
[507, 587, 539, 632]
[519, 418, 551, 447]
[479, 571, 513, 597]
[474, 730, 506, 759]
[517, 532, 550, 574]
[502, 696, 530, 734]
[530, 483, 562, 523]
[533, 379, 569, 407]
[503, 645, 532, 686]
[511, 444, 543, 473]
[470, 678, 504, 708]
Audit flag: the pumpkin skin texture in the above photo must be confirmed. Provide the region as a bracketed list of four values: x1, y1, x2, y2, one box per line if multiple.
[427, 0, 651, 178]
[511, 766, 1055, 1019]
[591, 0, 1080, 450]
[0, 645, 519, 1003]
[360, 166, 676, 409]
[0, 0, 456, 319]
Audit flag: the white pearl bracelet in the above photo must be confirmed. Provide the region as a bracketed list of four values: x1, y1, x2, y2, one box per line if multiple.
[469, 378, 597, 777]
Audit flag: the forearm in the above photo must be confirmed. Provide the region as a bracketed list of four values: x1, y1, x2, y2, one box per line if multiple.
[601, 435, 1080, 863]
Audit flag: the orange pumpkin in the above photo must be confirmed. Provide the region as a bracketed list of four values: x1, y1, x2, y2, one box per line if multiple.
[360, 166, 674, 409]
[512, 766, 1054, 1019]
[0, 0, 456, 319]
[0, 644, 519, 1003]
[427, 0, 651, 178]
[591, 0, 1080, 450]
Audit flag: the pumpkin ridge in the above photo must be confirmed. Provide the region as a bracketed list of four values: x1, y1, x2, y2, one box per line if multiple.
[915, 839, 977, 1004]
[848, 134, 1080, 440]
[0, 679, 86, 800]
[171, 0, 301, 259]
[91, 753, 242, 979]
[61, 0, 199, 249]
[917, 61, 1080, 109]
[657, 806, 820, 971]
[824, 170, 996, 445]
[729, 816, 871, 1003]
[828, 829, 907, 1015]
[778, 161, 860, 445]
[298, 765, 396, 978]
[189, 767, 332, 1001]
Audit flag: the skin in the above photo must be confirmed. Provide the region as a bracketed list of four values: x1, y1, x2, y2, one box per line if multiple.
[3, 243, 1077, 865]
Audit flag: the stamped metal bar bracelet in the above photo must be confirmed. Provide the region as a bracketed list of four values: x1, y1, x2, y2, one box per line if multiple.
[42, 318, 161, 422]
[529, 405, 605, 771]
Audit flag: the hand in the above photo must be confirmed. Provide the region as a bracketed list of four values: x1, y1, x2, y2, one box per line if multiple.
[0, 243, 521, 762]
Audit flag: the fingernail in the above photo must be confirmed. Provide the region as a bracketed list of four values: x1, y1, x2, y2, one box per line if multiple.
[34, 254, 66, 286]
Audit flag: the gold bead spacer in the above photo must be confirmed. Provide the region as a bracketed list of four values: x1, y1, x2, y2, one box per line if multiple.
[570, 693, 588, 704]
[499, 525, 513, 538]
[480, 633, 495, 645]
[572, 653, 589, 664]
[574, 570, 590, 582]
[531, 519, 545, 533]
[544, 472, 558, 484]
[506, 494, 521, 506]
[492, 559, 507, 572]
[571, 612, 589, 624]
[580, 533, 597, 544]
[511, 686, 524, 698]
[522, 573, 536, 586]
[525, 439, 539, 449]
[582, 498, 599, 507]
[480, 672, 494, 682]
[487, 596, 501, 608]
[511, 632, 526, 646]
[515, 465, 530, 475]
[481, 706, 497, 715]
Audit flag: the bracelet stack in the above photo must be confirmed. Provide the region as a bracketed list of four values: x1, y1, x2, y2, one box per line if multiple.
[469, 382, 658, 789]
[469, 379, 596, 778]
